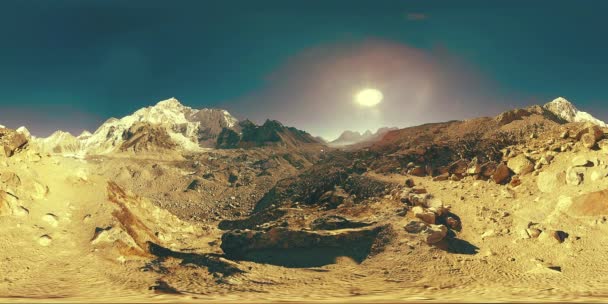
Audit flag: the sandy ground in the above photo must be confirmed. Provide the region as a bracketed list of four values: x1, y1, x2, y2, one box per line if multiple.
[3, 144, 608, 303]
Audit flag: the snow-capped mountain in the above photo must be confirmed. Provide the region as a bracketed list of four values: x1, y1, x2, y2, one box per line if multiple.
[83, 97, 240, 153]
[543, 97, 607, 126]
[36, 98, 241, 155]
[35, 130, 84, 156]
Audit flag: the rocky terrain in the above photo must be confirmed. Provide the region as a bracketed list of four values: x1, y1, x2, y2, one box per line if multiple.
[3, 97, 608, 302]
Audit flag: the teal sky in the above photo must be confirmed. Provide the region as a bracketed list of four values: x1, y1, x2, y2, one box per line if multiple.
[1, 1, 607, 139]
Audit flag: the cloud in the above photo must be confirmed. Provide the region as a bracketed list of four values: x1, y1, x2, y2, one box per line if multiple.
[406, 13, 428, 21]
[222, 39, 509, 140]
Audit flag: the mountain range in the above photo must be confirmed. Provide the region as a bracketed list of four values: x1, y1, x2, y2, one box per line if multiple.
[29, 98, 322, 156]
[4, 96, 606, 157]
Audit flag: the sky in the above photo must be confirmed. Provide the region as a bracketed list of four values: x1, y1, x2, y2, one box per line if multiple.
[1, 0, 608, 140]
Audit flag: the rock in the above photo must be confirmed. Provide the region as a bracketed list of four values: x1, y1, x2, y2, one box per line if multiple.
[589, 166, 608, 181]
[560, 130, 569, 139]
[406, 193, 429, 207]
[310, 215, 373, 230]
[408, 166, 426, 177]
[582, 133, 599, 149]
[480, 162, 497, 178]
[432, 173, 449, 181]
[507, 155, 535, 175]
[492, 163, 511, 184]
[572, 155, 592, 167]
[448, 159, 468, 175]
[319, 187, 349, 208]
[38, 235, 52, 246]
[445, 216, 461, 230]
[30, 181, 49, 200]
[413, 206, 436, 224]
[0, 171, 21, 189]
[404, 220, 428, 233]
[0, 128, 28, 157]
[220, 225, 389, 263]
[537, 171, 566, 193]
[526, 228, 542, 238]
[422, 224, 448, 244]
[411, 186, 427, 194]
[509, 176, 522, 187]
[404, 178, 415, 188]
[566, 166, 585, 186]
[42, 213, 59, 227]
[550, 230, 569, 243]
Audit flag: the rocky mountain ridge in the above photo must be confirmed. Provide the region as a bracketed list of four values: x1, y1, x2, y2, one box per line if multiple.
[32, 98, 322, 156]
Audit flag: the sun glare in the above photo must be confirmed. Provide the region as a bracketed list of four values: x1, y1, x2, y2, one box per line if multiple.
[355, 88, 383, 107]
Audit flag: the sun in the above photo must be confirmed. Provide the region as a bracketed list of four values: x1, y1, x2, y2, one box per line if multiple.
[355, 88, 383, 107]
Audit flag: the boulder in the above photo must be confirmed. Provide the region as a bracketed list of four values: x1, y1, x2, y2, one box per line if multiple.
[412, 206, 436, 224]
[566, 166, 585, 186]
[507, 154, 535, 175]
[492, 163, 511, 184]
[422, 224, 448, 244]
[220, 225, 388, 264]
[0, 128, 27, 157]
[582, 133, 599, 149]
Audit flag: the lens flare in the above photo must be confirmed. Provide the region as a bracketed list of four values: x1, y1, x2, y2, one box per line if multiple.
[355, 88, 383, 107]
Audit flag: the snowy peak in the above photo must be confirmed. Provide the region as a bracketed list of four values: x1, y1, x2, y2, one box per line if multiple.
[36, 97, 244, 155]
[543, 97, 606, 126]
